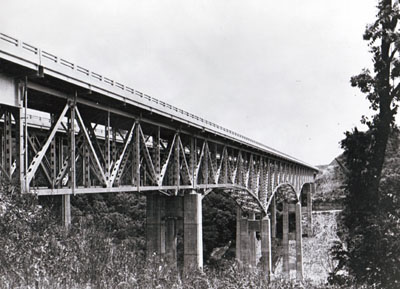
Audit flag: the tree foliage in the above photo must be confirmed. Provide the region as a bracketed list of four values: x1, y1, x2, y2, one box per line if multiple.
[331, 1, 400, 287]
[202, 191, 237, 263]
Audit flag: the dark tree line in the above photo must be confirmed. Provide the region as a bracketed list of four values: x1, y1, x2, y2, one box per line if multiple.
[331, 1, 400, 287]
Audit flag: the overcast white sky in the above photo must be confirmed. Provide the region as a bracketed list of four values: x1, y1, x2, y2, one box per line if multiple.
[1, 0, 379, 165]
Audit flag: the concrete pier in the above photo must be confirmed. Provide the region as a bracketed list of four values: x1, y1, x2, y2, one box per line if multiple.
[240, 216, 250, 266]
[308, 183, 314, 236]
[261, 216, 272, 280]
[236, 208, 242, 261]
[183, 192, 203, 272]
[271, 196, 276, 238]
[249, 212, 257, 267]
[165, 217, 177, 266]
[146, 193, 165, 257]
[296, 202, 303, 281]
[62, 195, 71, 228]
[282, 202, 289, 277]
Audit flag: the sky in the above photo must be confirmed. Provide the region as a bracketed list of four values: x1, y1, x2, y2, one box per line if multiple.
[0, 0, 379, 165]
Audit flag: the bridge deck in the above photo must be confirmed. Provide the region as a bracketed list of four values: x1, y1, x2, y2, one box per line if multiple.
[0, 32, 318, 215]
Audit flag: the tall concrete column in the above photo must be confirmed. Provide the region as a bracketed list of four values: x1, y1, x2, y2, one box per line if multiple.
[240, 216, 250, 266]
[308, 183, 314, 236]
[236, 207, 241, 261]
[282, 202, 289, 277]
[271, 196, 276, 238]
[261, 216, 272, 280]
[146, 193, 165, 258]
[295, 202, 303, 281]
[165, 217, 177, 267]
[249, 212, 257, 267]
[62, 195, 71, 228]
[183, 192, 203, 272]
[165, 196, 182, 267]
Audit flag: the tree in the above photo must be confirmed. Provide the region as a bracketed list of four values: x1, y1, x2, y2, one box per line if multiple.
[202, 191, 237, 263]
[332, 1, 400, 287]
[350, 0, 400, 197]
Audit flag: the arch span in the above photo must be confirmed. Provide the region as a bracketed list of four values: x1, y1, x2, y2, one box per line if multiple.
[203, 184, 267, 215]
[266, 182, 298, 211]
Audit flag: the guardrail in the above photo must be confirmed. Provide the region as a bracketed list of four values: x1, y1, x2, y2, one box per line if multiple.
[0, 33, 266, 144]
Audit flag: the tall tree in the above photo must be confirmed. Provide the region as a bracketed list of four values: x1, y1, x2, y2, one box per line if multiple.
[351, 0, 400, 198]
[332, 1, 400, 287]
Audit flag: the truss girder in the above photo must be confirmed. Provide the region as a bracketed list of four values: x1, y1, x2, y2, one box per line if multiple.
[26, 103, 69, 186]
[109, 122, 136, 186]
[75, 106, 108, 186]
[1, 82, 317, 216]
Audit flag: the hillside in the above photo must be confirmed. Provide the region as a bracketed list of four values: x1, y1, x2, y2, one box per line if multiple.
[314, 155, 346, 210]
[314, 128, 400, 210]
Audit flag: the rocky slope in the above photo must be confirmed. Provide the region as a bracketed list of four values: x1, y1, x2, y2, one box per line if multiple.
[314, 156, 346, 210]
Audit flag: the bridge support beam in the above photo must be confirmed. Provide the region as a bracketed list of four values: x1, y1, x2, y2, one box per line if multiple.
[236, 208, 241, 261]
[249, 212, 257, 267]
[239, 215, 250, 266]
[295, 202, 303, 281]
[183, 192, 203, 272]
[236, 209, 260, 268]
[62, 195, 71, 228]
[271, 196, 276, 238]
[308, 183, 314, 236]
[165, 196, 181, 267]
[146, 192, 165, 258]
[165, 217, 177, 267]
[261, 216, 272, 280]
[147, 192, 205, 272]
[282, 202, 289, 278]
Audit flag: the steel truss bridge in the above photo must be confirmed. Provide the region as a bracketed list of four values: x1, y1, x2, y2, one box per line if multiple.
[0, 33, 318, 280]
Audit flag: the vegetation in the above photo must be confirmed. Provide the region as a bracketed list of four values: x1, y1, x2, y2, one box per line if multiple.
[0, 185, 351, 289]
[330, 1, 400, 287]
[203, 191, 237, 262]
[314, 157, 346, 208]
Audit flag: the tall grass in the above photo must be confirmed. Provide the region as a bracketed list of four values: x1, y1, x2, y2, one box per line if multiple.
[0, 188, 357, 288]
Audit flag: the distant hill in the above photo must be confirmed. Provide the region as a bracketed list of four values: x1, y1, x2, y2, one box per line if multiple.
[314, 129, 400, 210]
[314, 155, 347, 209]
